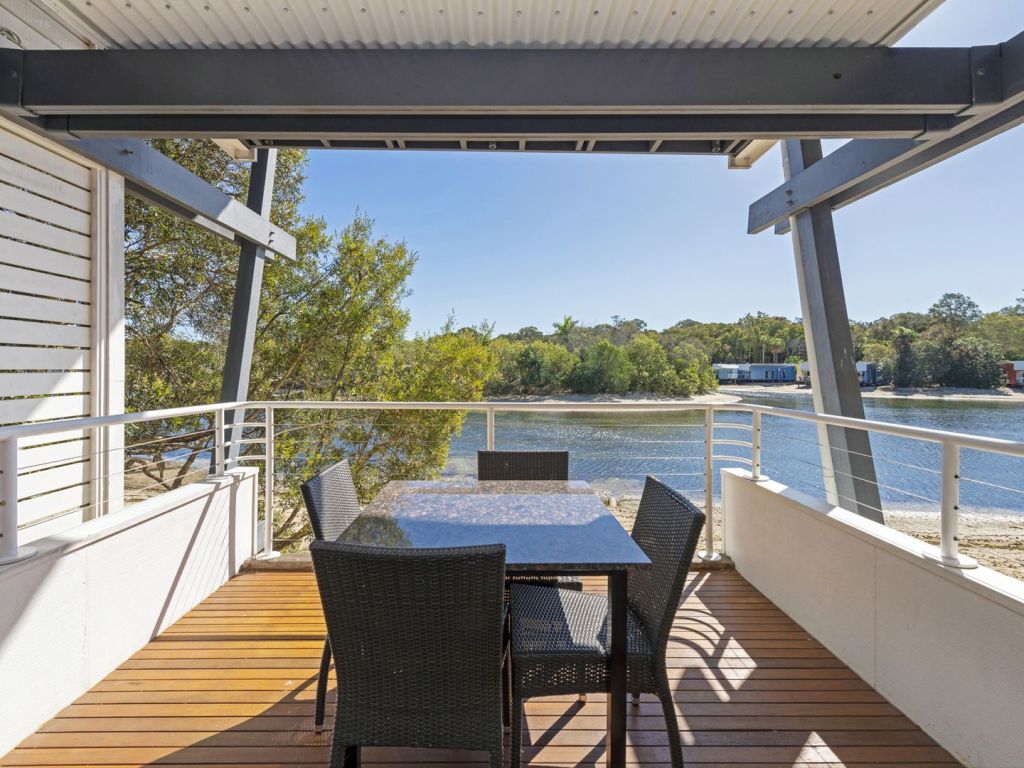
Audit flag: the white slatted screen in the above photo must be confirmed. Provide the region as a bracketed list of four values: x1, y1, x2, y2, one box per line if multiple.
[0, 120, 124, 539]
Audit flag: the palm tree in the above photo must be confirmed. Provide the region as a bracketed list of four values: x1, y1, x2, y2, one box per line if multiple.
[553, 315, 579, 339]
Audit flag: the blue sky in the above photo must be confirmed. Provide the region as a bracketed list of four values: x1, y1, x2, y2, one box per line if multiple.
[300, 0, 1024, 336]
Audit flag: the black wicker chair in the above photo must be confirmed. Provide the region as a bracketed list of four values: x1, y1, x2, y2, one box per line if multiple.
[300, 459, 362, 732]
[310, 540, 507, 768]
[508, 476, 706, 768]
[477, 450, 582, 595]
[477, 450, 570, 482]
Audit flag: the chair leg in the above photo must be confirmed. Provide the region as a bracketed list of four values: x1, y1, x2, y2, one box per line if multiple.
[511, 697, 524, 768]
[657, 676, 684, 768]
[577, 693, 586, 703]
[315, 638, 331, 733]
[329, 734, 358, 768]
[502, 653, 512, 729]
[632, 691, 641, 707]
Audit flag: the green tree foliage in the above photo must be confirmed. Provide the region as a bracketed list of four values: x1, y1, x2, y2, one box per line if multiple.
[124, 140, 492, 543]
[886, 327, 919, 387]
[518, 341, 579, 393]
[974, 311, 1024, 360]
[928, 292, 982, 334]
[486, 338, 526, 394]
[571, 340, 635, 393]
[626, 334, 683, 395]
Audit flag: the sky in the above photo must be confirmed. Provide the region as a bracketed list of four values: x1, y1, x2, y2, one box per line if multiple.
[300, 0, 1024, 336]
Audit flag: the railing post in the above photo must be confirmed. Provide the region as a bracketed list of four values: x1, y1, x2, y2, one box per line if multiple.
[214, 408, 226, 476]
[0, 438, 36, 565]
[927, 441, 977, 569]
[751, 410, 763, 481]
[259, 405, 278, 559]
[700, 408, 721, 562]
[486, 407, 495, 451]
[940, 442, 960, 562]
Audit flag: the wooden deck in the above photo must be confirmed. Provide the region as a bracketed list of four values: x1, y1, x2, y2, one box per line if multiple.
[1, 571, 961, 767]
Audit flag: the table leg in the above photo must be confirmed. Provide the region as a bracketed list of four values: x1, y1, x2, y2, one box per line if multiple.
[607, 570, 628, 768]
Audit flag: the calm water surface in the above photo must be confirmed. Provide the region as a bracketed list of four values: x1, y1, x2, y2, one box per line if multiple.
[444, 392, 1024, 516]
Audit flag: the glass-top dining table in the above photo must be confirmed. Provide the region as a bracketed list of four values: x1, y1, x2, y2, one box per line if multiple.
[336, 479, 652, 768]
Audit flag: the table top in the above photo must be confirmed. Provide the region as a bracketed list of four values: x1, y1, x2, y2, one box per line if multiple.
[335, 480, 651, 573]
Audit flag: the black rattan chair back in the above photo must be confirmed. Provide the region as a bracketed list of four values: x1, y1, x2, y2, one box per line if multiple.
[300, 459, 361, 542]
[477, 450, 569, 481]
[628, 476, 706, 656]
[310, 540, 507, 762]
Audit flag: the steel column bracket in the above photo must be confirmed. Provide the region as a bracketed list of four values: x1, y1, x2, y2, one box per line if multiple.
[0, 49, 28, 116]
[963, 45, 1002, 116]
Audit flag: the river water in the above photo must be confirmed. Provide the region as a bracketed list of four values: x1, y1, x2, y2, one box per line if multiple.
[443, 392, 1024, 516]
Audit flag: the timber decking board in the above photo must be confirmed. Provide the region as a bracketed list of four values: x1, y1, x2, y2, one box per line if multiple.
[1, 571, 962, 767]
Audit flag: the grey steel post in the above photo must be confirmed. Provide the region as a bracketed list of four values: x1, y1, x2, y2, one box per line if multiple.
[782, 139, 883, 523]
[219, 148, 277, 468]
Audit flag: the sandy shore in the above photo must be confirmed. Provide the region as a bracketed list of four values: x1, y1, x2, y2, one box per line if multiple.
[721, 383, 1024, 403]
[488, 392, 740, 405]
[607, 495, 1024, 581]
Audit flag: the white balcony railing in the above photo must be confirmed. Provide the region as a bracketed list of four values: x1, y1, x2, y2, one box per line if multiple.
[3, 399, 1024, 570]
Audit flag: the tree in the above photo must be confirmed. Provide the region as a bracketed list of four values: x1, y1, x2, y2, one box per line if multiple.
[974, 311, 1024, 359]
[552, 315, 581, 351]
[517, 341, 578, 393]
[553, 315, 579, 338]
[886, 327, 918, 387]
[570, 340, 635, 393]
[124, 140, 492, 545]
[504, 326, 544, 342]
[940, 336, 1004, 389]
[928, 292, 982, 334]
[626, 334, 681, 395]
[486, 338, 526, 395]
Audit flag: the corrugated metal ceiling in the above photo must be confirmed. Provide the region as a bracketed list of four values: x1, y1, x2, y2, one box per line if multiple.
[43, 0, 942, 50]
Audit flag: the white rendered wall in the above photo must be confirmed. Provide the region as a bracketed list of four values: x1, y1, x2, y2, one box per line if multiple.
[721, 468, 1024, 768]
[0, 468, 256, 756]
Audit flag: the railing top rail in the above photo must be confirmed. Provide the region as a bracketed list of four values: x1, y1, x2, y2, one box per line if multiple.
[3, 397, 1024, 460]
[0, 401, 249, 442]
[251, 399, 1024, 458]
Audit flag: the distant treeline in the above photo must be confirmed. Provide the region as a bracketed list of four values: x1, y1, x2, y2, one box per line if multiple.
[485, 292, 1024, 395]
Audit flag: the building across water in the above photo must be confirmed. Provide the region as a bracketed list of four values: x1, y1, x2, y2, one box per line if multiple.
[714, 363, 798, 384]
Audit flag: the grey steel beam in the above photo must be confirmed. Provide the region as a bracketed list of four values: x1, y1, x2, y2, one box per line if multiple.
[65, 137, 295, 259]
[50, 113, 944, 141]
[220, 148, 277, 467]
[2, 47, 976, 116]
[749, 138, 917, 233]
[124, 180, 235, 242]
[821, 99, 1024, 210]
[749, 31, 1024, 233]
[761, 98, 1024, 234]
[784, 139, 883, 524]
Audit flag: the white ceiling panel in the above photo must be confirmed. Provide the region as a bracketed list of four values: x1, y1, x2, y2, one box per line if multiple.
[29, 0, 942, 50]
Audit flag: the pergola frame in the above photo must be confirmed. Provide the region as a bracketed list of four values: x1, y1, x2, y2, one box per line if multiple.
[0, 43, 1016, 156]
[3, 26, 1023, 526]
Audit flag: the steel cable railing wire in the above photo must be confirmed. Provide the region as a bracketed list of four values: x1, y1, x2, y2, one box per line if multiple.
[9, 399, 1023, 571]
[767, 450, 942, 507]
[15, 426, 218, 474]
[768, 429, 942, 476]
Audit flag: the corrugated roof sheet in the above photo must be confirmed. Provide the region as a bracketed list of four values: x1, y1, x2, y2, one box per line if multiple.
[40, 0, 942, 51]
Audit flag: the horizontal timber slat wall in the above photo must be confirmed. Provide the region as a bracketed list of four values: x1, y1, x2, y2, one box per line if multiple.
[0, 119, 124, 538]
